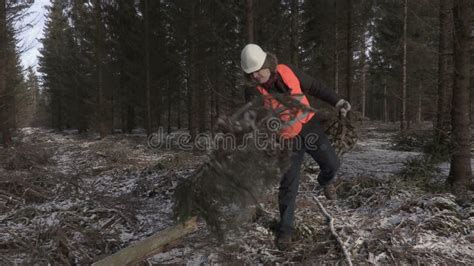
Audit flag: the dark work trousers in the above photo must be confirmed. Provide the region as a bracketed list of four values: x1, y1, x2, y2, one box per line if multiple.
[278, 117, 340, 236]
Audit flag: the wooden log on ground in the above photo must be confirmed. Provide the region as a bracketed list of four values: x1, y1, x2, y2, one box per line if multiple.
[93, 216, 198, 266]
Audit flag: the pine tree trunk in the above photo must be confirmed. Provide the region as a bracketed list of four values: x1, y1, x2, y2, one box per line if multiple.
[361, 34, 368, 119]
[10, 76, 16, 129]
[119, 60, 132, 133]
[196, 7, 206, 134]
[167, 82, 172, 134]
[383, 79, 388, 123]
[32, 75, 39, 117]
[57, 94, 63, 130]
[417, 84, 422, 124]
[127, 89, 135, 133]
[334, 0, 339, 95]
[290, 0, 299, 67]
[187, 78, 195, 138]
[245, 0, 254, 43]
[436, 0, 453, 140]
[120, 65, 126, 132]
[95, 0, 107, 138]
[361, 64, 367, 118]
[186, 3, 198, 139]
[151, 1, 162, 131]
[0, 0, 11, 147]
[210, 79, 215, 134]
[209, 61, 220, 133]
[177, 82, 181, 129]
[144, 0, 152, 135]
[78, 82, 88, 133]
[448, 0, 472, 193]
[198, 72, 206, 133]
[400, 0, 408, 131]
[215, 83, 220, 127]
[345, 0, 352, 102]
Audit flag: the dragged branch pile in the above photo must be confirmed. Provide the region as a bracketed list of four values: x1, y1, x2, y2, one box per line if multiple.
[323, 112, 359, 157]
[174, 101, 292, 237]
[174, 97, 359, 236]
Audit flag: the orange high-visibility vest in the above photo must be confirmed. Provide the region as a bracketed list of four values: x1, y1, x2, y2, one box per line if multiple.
[255, 64, 315, 138]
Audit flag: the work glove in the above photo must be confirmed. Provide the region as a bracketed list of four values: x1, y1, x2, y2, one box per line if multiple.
[335, 99, 351, 117]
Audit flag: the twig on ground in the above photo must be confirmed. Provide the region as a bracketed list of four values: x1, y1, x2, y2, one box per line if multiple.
[0, 189, 23, 205]
[0, 254, 14, 265]
[312, 195, 353, 266]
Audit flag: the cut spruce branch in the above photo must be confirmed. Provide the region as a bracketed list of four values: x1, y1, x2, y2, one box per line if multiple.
[271, 93, 359, 157]
[174, 95, 359, 238]
[174, 99, 292, 237]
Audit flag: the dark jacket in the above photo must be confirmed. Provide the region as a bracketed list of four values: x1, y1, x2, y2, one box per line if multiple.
[244, 64, 340, 107]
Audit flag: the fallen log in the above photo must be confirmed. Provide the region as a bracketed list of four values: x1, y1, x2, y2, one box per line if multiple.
[93, 216, 198, 266]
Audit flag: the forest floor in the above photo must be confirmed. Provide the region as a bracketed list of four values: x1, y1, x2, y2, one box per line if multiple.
[0, 122, 473, 265]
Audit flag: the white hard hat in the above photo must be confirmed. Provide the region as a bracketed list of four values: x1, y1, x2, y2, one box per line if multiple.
[241, 44, 267, 74]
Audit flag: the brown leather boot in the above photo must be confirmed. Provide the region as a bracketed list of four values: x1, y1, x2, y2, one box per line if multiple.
[275, 233, 292, 251]
[323, 184, 337, 200]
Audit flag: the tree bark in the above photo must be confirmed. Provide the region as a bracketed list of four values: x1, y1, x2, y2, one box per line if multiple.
[361, 64, 367, 118]
[361, 33, 368, 119]
[195, 6, 206, 134]
[144, 0, 152, 135]
[290, 0, 299, 67]
[245, 0, 254, 43]
[197, 72, 206, 133]
[150, 0, 163, 132]
[334, 0, 339, 95]
[187, 3, 198, 140]
[0, 0, 11, 148]
[119, 62, 126, 132]
[95, 0, 107, 138]
[436, 0, 453, 140]
[345, 0, 353, 102]
[167, 81, 172, 134]
[417, 84, 422, 124]
[400, 0, 407, 131]
[177, 80, 181, 129]
[187, 77, 195, 138]
[383, 80, 388, 123]
[448, 0, 472, 193]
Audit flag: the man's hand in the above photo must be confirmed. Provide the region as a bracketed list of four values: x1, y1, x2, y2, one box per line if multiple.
[336, 99, 351, 117]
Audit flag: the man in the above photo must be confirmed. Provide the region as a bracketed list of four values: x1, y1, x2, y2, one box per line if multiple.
[241, 44, 351, 250]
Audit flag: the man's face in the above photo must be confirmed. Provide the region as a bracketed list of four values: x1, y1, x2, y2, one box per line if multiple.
[251, 68, 271, 84]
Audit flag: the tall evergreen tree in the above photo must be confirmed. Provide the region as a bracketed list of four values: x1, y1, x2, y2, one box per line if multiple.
[39, 0, 77, 130]
[93, 0, 109, 138]
[400, 0, 407, 130]
[0, 0, 9, 147]
[106, 0, 141, 133]
[448, 0, 472, 193]
[0, 0, 31, 145]
[436, 0, 453, 140]
[245, 0, 255, 43]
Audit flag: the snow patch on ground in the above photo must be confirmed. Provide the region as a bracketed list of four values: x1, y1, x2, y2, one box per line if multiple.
[339, 132, 420, 179]
[1, 125, 473, 264]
